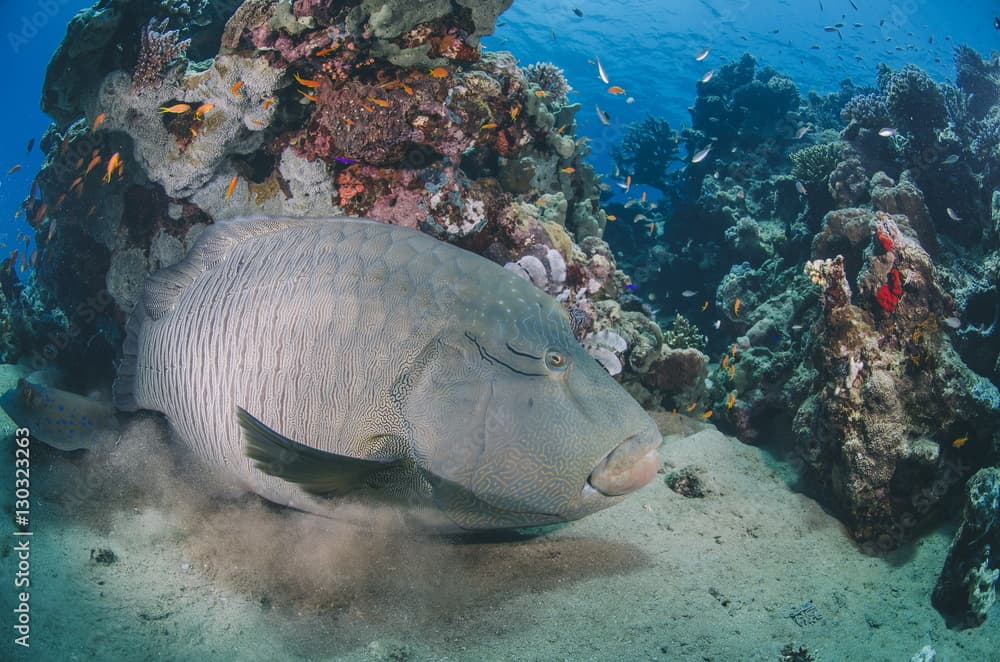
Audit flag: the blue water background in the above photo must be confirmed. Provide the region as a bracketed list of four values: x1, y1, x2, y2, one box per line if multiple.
[0, 0, 996, 250]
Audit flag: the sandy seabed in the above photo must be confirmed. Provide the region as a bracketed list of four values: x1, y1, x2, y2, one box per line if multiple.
[1, 410, 997, 662]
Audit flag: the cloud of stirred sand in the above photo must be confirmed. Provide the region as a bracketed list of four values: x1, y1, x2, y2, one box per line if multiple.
[50, 414, 649, 645]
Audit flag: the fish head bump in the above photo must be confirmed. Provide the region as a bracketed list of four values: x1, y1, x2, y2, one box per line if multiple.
[401, 279, 662, 530]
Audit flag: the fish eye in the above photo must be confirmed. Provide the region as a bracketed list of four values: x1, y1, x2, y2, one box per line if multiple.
[545, 351, 567, 371]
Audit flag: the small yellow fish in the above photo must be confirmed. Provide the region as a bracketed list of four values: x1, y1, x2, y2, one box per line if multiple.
[429, 67, 449, 79]
[194, 103, 215, 119]
[606, 214, 617, 221]
[730, 344, 738, 357]
[92, 112, 108, 132]
[951, 434, 968, 448]
[727, 364, 736, 380]
[158, 103, 192, 114]
[559, 167, 575, 174]
[726, 392, 736, 409]
[231, 80, 245, 96]
[734, 298, 742, 316]
[510, 105, 521, 120]
[224, 175, 239, 201]
[481, 122, 498, 129]
[534, 89, 549, 97]
[721, 355, 729, 370]
[262, 97, 277, 110]
[686, 402, 698, 412]
[701, 300, 709, 312]
[367, 96, 390, 108]
[294, 73, 322, 88]
[702, 410, 713, 419]
[607, 85, 626, 95]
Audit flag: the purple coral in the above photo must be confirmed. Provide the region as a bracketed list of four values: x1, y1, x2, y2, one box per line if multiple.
[132, 18, 191, 91]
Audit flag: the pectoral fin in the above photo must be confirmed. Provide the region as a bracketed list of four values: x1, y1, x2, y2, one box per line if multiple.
[238, 406, 402, 496]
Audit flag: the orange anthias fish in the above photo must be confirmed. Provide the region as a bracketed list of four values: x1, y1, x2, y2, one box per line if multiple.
[701, 301, 709, 312]
[534, 89, 549, 97]
[194, 103, 215, 119]
[92, 112, 108, 132]
[951, 434, 969, 448]
[224, 175, 239, 201]
[607, 85, 626, 95]
[294, 73, 321, 88]
[159, 103, 192, 114]
[726, 392, 736, 409]
[262, 97, 277, 110]
[510, 104, 521, 120]
[733, 298, 742, 316]
[685, 402, 698, 412]
[429, 67, 449, 78]
[103, 152, 121, 183]
[702, 410, 713, 419]
[367, 96, 391, 108]
[299, 90, 320, 103]
[85, 154, 102, 175]
[315, 45, 339, 57]
[231, 80, 245, 96]
[606, 214, 617, 221]
[559, 167, 575, 174]
[480, 122, 498, 130]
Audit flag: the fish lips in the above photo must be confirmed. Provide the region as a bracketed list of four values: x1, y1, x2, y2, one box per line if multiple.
[586, 423, 662, 497]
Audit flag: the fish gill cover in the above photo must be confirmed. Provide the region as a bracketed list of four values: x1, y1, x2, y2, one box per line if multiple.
[0, 0, 997, 647]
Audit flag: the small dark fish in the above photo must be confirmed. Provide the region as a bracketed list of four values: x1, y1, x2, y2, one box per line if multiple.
[995, 16, 1000, 30]
[334, 157, 356, 164]
[25, 138, 34, 154]
[849, 0, 858, 9]
[818, 0, 823, 10]
[573, 8, 583, 17]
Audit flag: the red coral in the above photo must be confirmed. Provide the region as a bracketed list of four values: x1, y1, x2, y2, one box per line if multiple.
[875, 268, 903, 312]
[875, 229, 894, 253]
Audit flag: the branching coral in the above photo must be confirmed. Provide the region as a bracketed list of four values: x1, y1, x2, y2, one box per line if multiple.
[840, 91, 890, 128]
[611, 115, 678, 192]
[790, 142, 843, 185]
[132, 18, 191, 91]
[523, 62, 570, 101]
[662, 314, 706, 352]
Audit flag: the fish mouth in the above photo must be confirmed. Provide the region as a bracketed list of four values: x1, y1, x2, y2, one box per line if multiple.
[586, 423, 662, 497]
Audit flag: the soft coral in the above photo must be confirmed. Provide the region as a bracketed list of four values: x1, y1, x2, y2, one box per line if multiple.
[875, 267, 903, 312]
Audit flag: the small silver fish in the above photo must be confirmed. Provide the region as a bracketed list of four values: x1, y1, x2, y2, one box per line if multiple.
[942, 316, 961, 329]
[878, 127, 898, 137]
[796, 181, 808, 195]
[625, 97, 635, 104]
[946, 207, 962, 221]
[941, 154, 959, 165]
[713, 320, 721, 330]
[595, 104, 610, 126]
[596, 56, 609, 84]
[681, 290, 697, 297]
[700, 70, 715, 84]
[695, 47, 710, 61]
[795, 126, 810, 139]
[691, 145, 712, 163]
